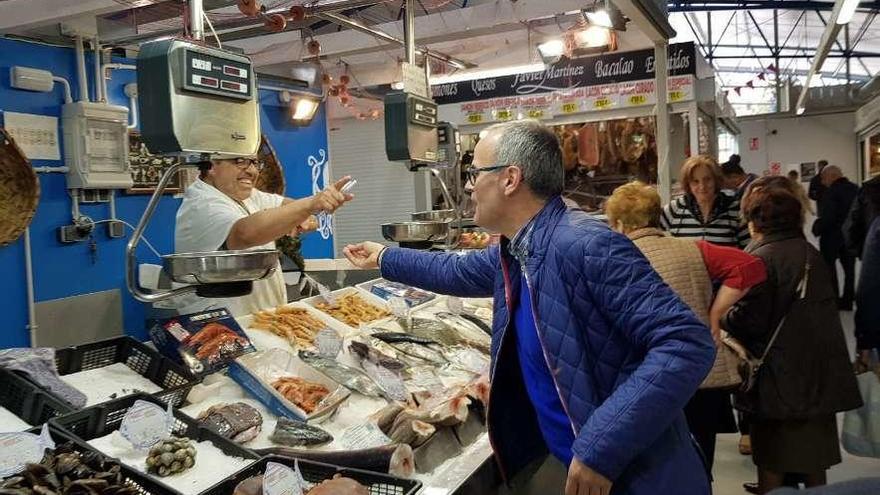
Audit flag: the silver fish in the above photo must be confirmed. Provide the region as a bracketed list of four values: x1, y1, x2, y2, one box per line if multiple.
[298, 350, 384, 397]
[386, 341, 448, 365]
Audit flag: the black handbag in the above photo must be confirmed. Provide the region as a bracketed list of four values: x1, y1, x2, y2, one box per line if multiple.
[738, 255, 811, 394]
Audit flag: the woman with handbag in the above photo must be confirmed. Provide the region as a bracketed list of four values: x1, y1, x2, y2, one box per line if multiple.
[606, 181, 767, 471]
[722, 181, 863, 494]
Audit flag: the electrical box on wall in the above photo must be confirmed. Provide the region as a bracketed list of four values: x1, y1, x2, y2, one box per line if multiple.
[62, 102, 133, 189]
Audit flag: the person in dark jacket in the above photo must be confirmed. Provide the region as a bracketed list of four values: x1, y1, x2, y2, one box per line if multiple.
[844, 174, 880, 257]
[344, 120, 715, 495]
[723, 179, 863, 494]
[721, 156, 759, 201]
[812, 165, 859, 309]
[808, 159, 829, 203]
[855, 216, 880, 363]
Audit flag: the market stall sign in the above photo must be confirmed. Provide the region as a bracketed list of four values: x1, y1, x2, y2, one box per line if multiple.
[432, 42, 696, 105]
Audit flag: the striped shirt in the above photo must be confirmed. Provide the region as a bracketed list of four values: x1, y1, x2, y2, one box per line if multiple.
[661, 193, 750, 248]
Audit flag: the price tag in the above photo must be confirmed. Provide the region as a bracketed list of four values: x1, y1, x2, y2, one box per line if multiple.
[119, 400, 174, 450]
[466, 113, 483, 124]
[447, 297, 464, 315]
[315, 328, 342, 358]
[263, 461, 303, 495]
[593, 98, 612, 109]
[561, 102, 579, 114]
[339, 422, 392, 450]
[317, 284, 336, 305]
[526, 109, 544, 119]
[407, 366, 445, 393]
[0, 424, 56, 477]
[388, 297, 409, 318]
[629, 95, 647, 106]
[361, 360, 407, 401]
[669, 90, 684, 102]
[495, 109, 512, 121]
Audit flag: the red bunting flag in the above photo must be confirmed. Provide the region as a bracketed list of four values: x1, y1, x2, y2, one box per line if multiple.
[758, 73, 766, 81]
[734, 87, 742, 96]
[767, 63, 777, 73]
[746, 80, 754, 88]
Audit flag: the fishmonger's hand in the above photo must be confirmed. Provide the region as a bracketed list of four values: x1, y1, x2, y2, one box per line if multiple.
[309, 176, 354, 214]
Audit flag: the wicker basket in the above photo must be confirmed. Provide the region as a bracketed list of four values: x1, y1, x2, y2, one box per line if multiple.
[255, 134, 285, 195]
[0, 128, 39, 247]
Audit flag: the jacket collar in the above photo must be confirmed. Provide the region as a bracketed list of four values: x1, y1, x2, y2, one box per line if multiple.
[501, 196, 567, 266]
[745, 229, 803, 253]
[683, 192, 735, 223]
[626, 227, 666, 242]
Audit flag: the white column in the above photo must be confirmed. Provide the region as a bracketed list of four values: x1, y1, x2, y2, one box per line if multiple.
[654, 41, 671, 204]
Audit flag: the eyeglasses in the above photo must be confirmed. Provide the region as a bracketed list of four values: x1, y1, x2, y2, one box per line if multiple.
[232, 157, 265, 172]
[464, 164, 509, 183]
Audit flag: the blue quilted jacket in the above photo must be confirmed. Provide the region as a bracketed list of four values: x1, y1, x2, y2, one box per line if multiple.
[381, 197, 715, 494]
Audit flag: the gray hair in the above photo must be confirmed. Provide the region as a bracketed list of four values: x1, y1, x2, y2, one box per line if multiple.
[484, 120, 564, 199]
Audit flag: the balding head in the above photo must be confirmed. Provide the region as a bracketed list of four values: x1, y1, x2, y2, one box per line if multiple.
[820, 165, 843, 186]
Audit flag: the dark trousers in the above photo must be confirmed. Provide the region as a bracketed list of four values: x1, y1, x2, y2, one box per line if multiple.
[821, 242, 856, 305]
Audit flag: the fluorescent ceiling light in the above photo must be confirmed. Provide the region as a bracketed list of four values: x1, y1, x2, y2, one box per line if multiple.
[836, 0, 860, 24]
[537, 39, 566, 58]
[289, 96, 320, 125]
[586, 10, 613, 28]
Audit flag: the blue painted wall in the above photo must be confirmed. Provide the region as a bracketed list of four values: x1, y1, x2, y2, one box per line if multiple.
[0, 38, 332, 348]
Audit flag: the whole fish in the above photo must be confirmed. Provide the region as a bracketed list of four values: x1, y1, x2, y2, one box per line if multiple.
[371, 332, 437, 346]
[385, 341, 448, 365]
[299, 350, 384, 397]
[269, 416, 333, 447]
[348, 341, 406, 371]
[434, 313, 491, 353]
[458, 313, 493, 336]
[403, 317, 465, 348]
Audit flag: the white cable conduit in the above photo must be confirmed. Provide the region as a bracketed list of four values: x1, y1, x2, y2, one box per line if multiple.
[74, 36, 88, 102]
[51, 76, 73, 104]
[93, 37, 103, 102]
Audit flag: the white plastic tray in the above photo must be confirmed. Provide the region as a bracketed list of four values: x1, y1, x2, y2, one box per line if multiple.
[302, 287, 394, 331]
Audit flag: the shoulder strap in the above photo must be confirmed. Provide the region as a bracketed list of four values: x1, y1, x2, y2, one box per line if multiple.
[757, 248, 811, 364]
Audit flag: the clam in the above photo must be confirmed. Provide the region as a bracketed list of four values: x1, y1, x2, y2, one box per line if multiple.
[146, 437, 196, 477]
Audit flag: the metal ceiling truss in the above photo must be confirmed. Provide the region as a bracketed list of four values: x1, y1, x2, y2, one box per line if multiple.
[669, 0, 880, 11]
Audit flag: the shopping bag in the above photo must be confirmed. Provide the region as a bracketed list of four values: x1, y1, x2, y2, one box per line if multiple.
[841, 365, 880, 458]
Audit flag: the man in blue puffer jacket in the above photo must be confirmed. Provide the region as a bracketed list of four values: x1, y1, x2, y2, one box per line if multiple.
[344, 120, 715, 495]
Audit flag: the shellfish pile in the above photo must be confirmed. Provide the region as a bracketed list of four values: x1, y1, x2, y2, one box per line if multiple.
[145, 437, 196, 477]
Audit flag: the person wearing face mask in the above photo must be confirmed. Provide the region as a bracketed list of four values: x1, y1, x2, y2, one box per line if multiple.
[662, 155, 750, 249]
[343, 120, 715, 495]
[174, 156, 353, 316]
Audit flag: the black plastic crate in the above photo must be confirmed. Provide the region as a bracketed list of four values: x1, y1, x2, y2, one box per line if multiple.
[49, 394, 259, 495]
[0, 426, 176, 495]
[0, 366, 73, 427]
[48, 336, 198, 407]
[201, 455, 422, 495]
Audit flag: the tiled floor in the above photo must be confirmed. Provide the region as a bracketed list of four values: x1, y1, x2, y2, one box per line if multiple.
[712, 311, 880, 494]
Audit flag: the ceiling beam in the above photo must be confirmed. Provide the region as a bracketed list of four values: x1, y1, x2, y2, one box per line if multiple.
[669, 1, 880, 11]
[0, 0, 158, 32]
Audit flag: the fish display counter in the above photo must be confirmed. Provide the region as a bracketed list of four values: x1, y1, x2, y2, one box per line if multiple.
[178, 287, 496, 494]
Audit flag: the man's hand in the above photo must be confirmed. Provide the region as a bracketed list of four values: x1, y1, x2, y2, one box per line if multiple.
[343, 242, 385, 269]
[565, 458, 612, 495]
[309, 176, 354, 214]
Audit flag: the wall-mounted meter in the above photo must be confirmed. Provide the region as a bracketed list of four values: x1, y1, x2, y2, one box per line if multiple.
[137, 39, 260, 156]
[63, 101, 132, 189]
[385, 91, 438, 163]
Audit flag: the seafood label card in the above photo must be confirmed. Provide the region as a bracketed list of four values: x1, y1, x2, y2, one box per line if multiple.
[0, 424, 56, 477]
[361, 360, 407, 401]
[388, 297, 409, 318]
[339, 422, 391, 450]
[119, 400, 173, 450]
[314, 328, 342, 358]
[263, 461, 303, 495]
[447, 297, 464, 315]
[317, 284, 336, 305]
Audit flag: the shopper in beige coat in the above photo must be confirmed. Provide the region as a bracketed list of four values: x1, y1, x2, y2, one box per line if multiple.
[606, 181, 767, 472]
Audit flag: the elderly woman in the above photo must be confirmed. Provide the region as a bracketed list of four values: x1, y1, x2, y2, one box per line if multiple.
[606, 181, 767, 472]
[722, 179, 862, 494]
[662, 155, 750, 248]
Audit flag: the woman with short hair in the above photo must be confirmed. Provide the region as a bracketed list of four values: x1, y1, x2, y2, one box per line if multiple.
[722, 179, 862, 494]
[607, 181, 766, 471]
[662, 155, 750, 248]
